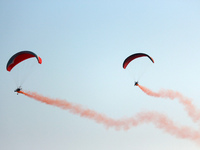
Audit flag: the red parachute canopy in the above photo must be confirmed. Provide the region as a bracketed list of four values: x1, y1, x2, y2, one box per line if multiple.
[6, 51, 42, 72]
[123, 53, 154, 69]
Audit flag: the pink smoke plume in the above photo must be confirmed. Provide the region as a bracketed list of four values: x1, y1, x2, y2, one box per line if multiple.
[137, 84, 200, 123]
[18, 90, 200, 144]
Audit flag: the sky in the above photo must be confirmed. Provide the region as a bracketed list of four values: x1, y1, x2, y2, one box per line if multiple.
[1, 0, 200, 149]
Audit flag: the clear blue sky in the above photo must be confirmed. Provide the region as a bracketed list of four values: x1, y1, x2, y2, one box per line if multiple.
[1, 0, 200, 149]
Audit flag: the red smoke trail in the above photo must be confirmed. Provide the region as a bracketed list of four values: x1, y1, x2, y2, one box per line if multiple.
[137, 84, 200, 123]
[19, 90, 200, 143]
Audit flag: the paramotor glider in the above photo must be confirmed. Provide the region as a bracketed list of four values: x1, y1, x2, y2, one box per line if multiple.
[6, 51, 42, 93]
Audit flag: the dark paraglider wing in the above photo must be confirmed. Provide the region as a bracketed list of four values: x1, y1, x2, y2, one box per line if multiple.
[122, 53, 154, 69]
[6, 51, 42, 72]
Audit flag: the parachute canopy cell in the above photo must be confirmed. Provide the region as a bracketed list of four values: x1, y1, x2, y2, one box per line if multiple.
[6, 51, 42, 72]
[123, 53, 154, 69]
